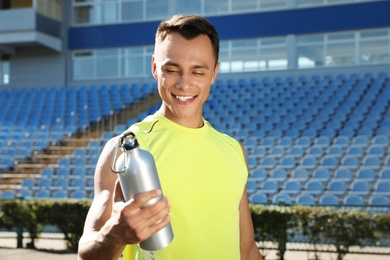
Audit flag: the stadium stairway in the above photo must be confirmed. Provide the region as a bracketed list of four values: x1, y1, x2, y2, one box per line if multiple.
[0, 84, 161, 194]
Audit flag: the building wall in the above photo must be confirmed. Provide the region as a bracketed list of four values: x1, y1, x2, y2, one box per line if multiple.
[68, 1, 390, 49]
[9, 48, 66, 89]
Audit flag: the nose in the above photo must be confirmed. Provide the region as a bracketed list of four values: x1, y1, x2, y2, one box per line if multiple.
[177, 72, 192, 89]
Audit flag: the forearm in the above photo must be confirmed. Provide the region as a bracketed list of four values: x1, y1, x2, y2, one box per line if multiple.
[78, 224, 126, 260]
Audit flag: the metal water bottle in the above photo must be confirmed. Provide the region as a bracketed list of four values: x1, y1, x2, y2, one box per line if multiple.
[111, 131, 174, 251]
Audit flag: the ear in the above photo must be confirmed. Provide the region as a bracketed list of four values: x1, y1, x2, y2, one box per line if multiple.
[211, 62, 220, 85]
[151, 55, 158, 79]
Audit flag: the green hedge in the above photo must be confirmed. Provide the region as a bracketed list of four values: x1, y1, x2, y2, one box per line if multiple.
[251, 205, 390, 260]
[0, 199, 389, 259]
[0, 199, 90, 251]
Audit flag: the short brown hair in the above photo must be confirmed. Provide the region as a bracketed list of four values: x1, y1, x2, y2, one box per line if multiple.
[155, 14, 219, 66]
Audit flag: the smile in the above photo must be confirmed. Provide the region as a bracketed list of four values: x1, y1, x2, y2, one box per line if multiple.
[175, 95, 195, 102]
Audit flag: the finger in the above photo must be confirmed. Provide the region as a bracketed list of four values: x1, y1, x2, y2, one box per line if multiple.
[141, 196, 171, 223]
[113, 179, 126, 203]
[133, 189, 162, 208]
[145, 214, 171, 237]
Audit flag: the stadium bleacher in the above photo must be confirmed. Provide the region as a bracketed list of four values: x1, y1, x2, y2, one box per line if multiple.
[0, 72, 389, 210]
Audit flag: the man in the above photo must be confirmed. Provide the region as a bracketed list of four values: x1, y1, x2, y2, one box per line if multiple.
[78, 14, 263, 260]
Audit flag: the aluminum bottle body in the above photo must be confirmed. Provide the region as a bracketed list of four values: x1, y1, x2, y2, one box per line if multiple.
[115, 147, 174, 251]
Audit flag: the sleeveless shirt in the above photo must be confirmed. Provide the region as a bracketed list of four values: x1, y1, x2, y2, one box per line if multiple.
[123, 112, 247, 260]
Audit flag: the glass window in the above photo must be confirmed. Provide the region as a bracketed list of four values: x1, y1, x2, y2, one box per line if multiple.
[297, 34, 323, 43]
[102, 2, 118, 23]
[146, 0, 168, 20]
[297, 44, 324, 68]
[0, 56, 10, 85]
[204, 0, 228, 15]
[328, 32, 354, 41]
[74, 5, 94, 24]
[326, 42, 355, 66]
[260, 0, 288, 10]
[73, 59, 95, 79]
[122, 47, 144, 77]
[360, 40, 389, 64]
[177, 0, 201, 14]
[232, 0, 257, 12]
[260, 47, 288, 70]
[122, 1, 143, 21]
[97, 58, 118, 77]
[361, 29, 389, 39]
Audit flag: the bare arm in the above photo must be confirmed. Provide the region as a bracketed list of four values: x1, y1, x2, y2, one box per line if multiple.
[78, 137, 171, 260]
[239, 144, 263, 260]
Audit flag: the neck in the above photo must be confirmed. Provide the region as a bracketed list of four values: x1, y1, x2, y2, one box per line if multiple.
[158, 107, 204, 129]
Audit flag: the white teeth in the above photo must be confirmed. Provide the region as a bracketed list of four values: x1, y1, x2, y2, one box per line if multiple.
[176, 95, 194, 101]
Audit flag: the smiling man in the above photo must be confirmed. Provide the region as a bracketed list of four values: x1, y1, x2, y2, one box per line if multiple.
[78, 14, 263, 260]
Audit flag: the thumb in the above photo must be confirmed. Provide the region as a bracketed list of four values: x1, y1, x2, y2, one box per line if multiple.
[113, 179, 126, 203]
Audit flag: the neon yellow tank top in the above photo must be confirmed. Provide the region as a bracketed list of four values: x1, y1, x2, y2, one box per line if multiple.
[123, 113, 247, 260]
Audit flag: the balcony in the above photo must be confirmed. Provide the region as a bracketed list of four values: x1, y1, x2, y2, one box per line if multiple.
[0, 8, 62, 54]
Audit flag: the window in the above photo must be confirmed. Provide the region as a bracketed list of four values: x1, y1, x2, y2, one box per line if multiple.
[0, 55, 10, 85]
[360, 29, 389, 64]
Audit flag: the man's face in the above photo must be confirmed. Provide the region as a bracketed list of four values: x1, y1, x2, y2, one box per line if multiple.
[152, 32, 219, 128]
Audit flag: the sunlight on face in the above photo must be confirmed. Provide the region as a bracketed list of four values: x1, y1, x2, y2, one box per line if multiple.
[152, 33, 219, 128]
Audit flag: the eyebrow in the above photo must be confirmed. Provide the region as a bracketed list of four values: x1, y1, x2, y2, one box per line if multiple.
[162, 61, 210, 70]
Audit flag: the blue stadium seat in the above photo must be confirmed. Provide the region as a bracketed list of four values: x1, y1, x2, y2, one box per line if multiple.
[379, 168, 390, 180]
[35, 190, 50, 199]
[314, 136, 331, 147]
[261, 181, 278, 195]
[346, 145, 364, 158]
[41, 168, 54, 178]
[269, 169, 287, 183]
[350, 181, 371, 196]
[250, 168, 267, 182]
[53, 190, 68, 199]
[308, 146, 324, 158]
[327, 145, 344, 156]
[375, 181, 390, 196]
[313, 169, 331, 183]
[279, 156, 296, 169]
[344, 195, 365, 206]
[21, 178, 35, 190]
[319, 193, 340, 206]
[362, 156, 381, 170]
[260, 157, 277, 169]
[300, 156, 318, 169]
[51, 179, 69, 190]
[356, 168, 376, 183]
[372, 135, 389, 146]
[320, 156, 339, 169]
[71, 190, 87, 199]
[327, 181, 347, 196]
[272, 193, 292, 205]
[369, 195, 390, 206]
[290, 169, 309, 184]
[246, 180, 258, 195]
[289, 146, 304, 157]
[333, 135, 350, 148]
[282, 181, 301, 195]
[1, 190, 15, 199]
[295, 193, 316, 205]
[305, 180, 324, 195]
[334, 168, 353, 183]
[269, 146, 285, 158]
[37, 178, 52, 190]
[249, 192, 268, 204]
[340, 156, 359, 170]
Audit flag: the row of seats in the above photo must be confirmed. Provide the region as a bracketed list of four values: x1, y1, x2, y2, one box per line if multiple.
[1, 72, 389, 209]
[0, 83, 156, 169]
[0, 188, 93, 200]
